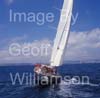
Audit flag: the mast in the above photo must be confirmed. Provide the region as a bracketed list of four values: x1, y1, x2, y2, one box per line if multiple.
[50, 0, 73, 67]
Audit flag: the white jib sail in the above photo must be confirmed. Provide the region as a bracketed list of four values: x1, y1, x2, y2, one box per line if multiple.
[50, 0, 73, 67]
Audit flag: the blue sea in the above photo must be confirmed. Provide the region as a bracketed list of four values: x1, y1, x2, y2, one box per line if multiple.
[0, 63, 100, 98]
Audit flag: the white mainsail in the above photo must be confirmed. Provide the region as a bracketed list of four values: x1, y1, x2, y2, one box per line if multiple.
[50, 0, 73, 67]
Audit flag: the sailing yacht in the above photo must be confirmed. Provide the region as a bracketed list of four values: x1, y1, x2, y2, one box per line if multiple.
[34, 0, 73, 86]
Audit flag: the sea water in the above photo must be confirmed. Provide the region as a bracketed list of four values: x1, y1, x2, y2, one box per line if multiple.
[0, 63, 100, 98]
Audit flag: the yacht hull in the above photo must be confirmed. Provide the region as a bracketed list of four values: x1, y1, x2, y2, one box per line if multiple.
[35, 73, 61, 86]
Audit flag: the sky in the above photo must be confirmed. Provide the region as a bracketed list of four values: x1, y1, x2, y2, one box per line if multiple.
[0, 0, 100, 64]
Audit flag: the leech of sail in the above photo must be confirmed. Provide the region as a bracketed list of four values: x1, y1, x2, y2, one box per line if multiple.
[50, 0, 73, 67]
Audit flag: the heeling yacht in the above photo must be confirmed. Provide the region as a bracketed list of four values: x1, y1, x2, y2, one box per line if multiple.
[34, 0, 73, 86]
